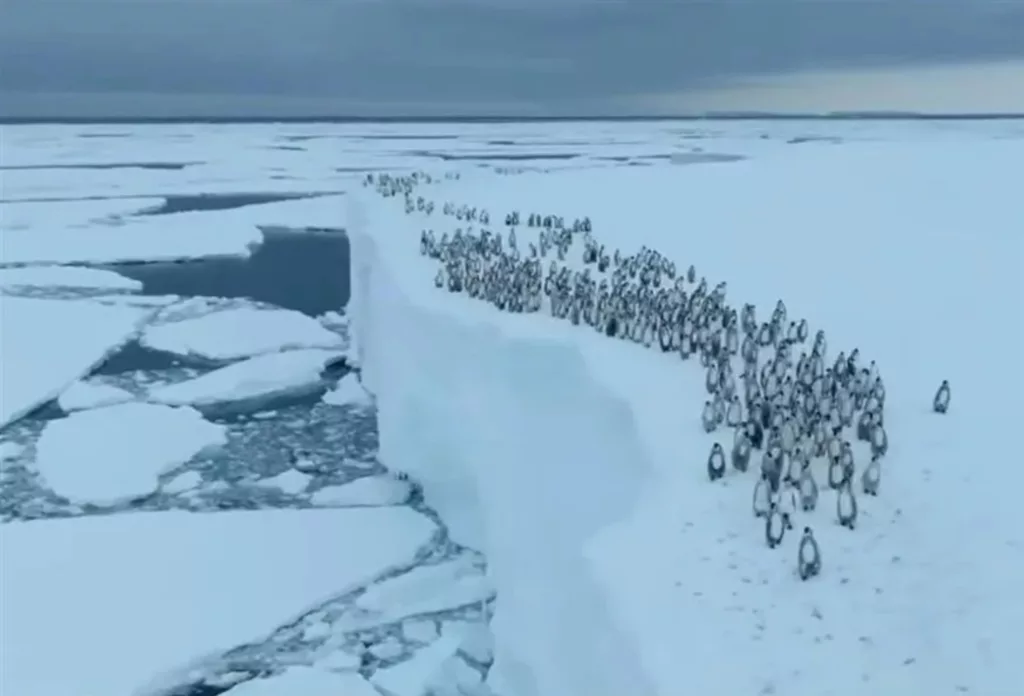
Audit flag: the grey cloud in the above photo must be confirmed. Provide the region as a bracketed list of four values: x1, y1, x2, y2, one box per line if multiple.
[1, 0, 1022, 116]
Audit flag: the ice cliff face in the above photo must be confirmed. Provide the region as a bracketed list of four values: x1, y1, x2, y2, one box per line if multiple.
[346, 195, 658, 696]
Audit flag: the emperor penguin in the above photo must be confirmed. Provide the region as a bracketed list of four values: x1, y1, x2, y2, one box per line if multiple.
[798, 527, 822, 580]
[933, 379, 951, 414]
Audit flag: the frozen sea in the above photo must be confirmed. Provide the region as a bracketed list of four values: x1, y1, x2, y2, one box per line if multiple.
[2, 118, 1022, 696]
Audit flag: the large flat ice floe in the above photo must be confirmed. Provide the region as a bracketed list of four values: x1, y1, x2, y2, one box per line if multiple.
[140, 307, 344, 361]
[347, 139, 1024, 696]
[0, 207, 264, 266]
[147, 348, 343, 408]
[0, 197, 167, 232]
[0, 296, 153, 429]
[0, 265, 142, 291]
[34, 402, 226, 503]
[0, 507, 436, 696]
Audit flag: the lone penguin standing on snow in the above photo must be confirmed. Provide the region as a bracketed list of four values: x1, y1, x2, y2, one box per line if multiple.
[933, 379, 951, 414]
[798, 527, 822, 580]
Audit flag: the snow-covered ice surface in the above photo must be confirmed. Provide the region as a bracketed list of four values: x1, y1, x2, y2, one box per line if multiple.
[349, 135, 1024, 696]
[0, 508, 436, 696]
[3, 120, 1021, 696]
[147, 348, 343, 409]
[34, 402, 227, 503]
[140, 307, 344, 361]
[0, 296, 154, 428]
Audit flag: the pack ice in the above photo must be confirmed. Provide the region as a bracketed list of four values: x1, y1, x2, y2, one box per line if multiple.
[347, 140, 1024, 696]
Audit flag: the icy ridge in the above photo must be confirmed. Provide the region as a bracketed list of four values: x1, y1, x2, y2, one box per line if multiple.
[347, 195, 657, 696]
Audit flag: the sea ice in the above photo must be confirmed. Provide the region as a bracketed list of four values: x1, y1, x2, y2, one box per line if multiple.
[1, 507, 436, 696]
[34, 402, 226, 503]
[0, 197, 167, 232]
[223, 668, 378, 696]
[356, 557, 494, 621]
[0, 265, 142, 291]
[402, 618, 440, 644]
[140, 307, 344, 361]
[146, 348, 342, 408]
[0, 208, 264, 265]
[58, 378, 134, 412]
[161, 469, 203, 494]
[0, 296, 153, 428]
[256, 468, 311, 495]
[309, 474, 412, 507]
[322, 371, 371, 407]
[372, 623, 469, 696]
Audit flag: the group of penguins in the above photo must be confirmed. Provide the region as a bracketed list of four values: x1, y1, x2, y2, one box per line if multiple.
[362, 171, 954, 582]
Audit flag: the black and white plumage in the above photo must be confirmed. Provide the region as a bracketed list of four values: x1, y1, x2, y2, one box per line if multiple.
[798, 527, 822, 580]
[933, 379, 951, 414]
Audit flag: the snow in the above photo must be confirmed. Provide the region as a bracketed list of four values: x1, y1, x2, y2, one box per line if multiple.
[322, 371, 372, 407]
[223, 668, 379, 696]
[34, 402, 227, 503]
[0, 265, 142, 291]
[309, 474, 412, 507]
[1, 507, 436, 696]
[0, 208, 264, 265]
[147, 348, 342, 408]
[347, 138, 1024, 696]
[0, 296, 154, 429]
[356, 558, 494, 621]
[140, 307, 344, 361]
[58, 378, 135, 412]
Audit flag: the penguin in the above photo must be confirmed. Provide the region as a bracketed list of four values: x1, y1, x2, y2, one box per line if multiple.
[870, 422, 889, 459]
[777, 484, 797, 530]
[933, 379, 951, 414]
[701, 400, 718, 433]
[828, 455, 846, 490]
[726, 396, 743, 427]
[765, 501, 786, 549]
[753, 472, 771, 518]
[797, 527, 821, 580]
[836, 479, 858, 530]
[857, 410, 874, 442]
[861, 453, 881, 496]
[732, 432, 751, 472]
[707, 442, 726, 482]
[798, 466, 818, 512]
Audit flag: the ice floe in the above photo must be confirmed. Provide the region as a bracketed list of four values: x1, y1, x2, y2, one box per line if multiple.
[223, 667, 378, 696]
[372, 623, 469, 696]
[323, 371, 371, 407]
[34, 402, 226, 503]
[161, 469, 203, 494]
[0, 507, 436, 696]
[0, 265, 142, 291]
[356, 557, 494, 622]
[256, 468, 312, 495]
[0, 197, 167, 232]
[140, 307, 344, 361]
[0, 208, 264, 266]
[0, 296, 154, 428]
[147, 348, 343, 408]
[310, 474, 413, 507]
[57, 378, 134, 412]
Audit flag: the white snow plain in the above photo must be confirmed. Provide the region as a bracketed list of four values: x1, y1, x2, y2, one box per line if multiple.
[0, 296, 153, 428]
[34, 402, 227, 503]
[140, 306, 344, 361]
[348, 138, 1024, 696]
[0, 508, 437, 696]
[147, 348, 342, 408]
[223, 667, 379, 696]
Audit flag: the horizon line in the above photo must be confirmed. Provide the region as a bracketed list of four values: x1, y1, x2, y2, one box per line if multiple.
[3, 111, 1024, 126]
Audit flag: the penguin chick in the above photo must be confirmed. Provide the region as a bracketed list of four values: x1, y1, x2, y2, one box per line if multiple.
[870, 422, 889, 459]
[707, 442, 726, 482]
[766, 502, 786, 549]
[828, 455, 847, 490]
[862, 454, 881, 496]
[799, 466, 818, 512]
[701, 400, 719, 433]
[778, 485, 797, 530]
[753, 472, 771, 518]
[933, 379, 951, 414]
[836, 479, 858, 530]
[732, 433, 751, 473]
[798, 527, 822, 581]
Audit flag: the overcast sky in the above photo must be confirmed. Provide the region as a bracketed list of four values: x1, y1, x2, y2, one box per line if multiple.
[1, 0, 1023, 117]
